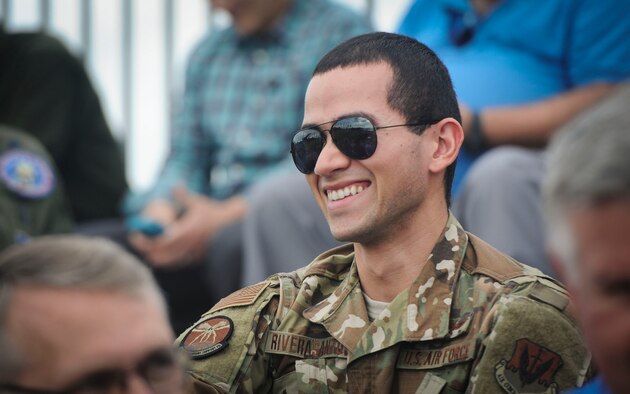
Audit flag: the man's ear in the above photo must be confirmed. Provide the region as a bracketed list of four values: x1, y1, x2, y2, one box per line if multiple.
[428, 118, 463, 174]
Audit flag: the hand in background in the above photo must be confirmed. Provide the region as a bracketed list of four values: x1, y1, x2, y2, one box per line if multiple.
[129, 187, 247, 267]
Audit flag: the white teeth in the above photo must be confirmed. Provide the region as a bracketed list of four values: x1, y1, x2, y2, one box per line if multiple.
[327, 185, 365, 201]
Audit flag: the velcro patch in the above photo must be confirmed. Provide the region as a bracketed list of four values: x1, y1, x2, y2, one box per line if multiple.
[495, 338, 563, 393]
[265, 331, 348, 359]
[209, 282, 270, 314]
[397, 339, 476, 370]
[0, 149, 54, 199]
[179, 316, 234, 359]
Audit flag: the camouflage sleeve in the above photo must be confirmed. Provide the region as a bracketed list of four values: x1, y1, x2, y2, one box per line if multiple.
[176, 281, 281, 393]
[466, 278, 590, 394]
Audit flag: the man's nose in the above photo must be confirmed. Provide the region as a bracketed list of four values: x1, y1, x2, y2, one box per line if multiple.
[314, 135, 352, 176]
[124, 373, 153, 394]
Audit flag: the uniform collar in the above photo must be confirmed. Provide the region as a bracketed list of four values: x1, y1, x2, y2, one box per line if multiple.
[303, 213, 471, 360]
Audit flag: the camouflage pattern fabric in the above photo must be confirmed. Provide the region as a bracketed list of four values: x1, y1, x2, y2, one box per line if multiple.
[178, 214, 590, 393]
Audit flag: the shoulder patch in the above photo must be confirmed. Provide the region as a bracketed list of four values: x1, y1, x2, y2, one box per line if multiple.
[469, 295, 588, 394]
[495, 338, 563, 393]
[179, 316, 234, 359]
[0, 149, 55, 199]
[209, 282, 270, 314]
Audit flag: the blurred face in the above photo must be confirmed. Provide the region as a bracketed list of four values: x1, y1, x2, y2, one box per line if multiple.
[211, 0, 292, 35]
[302, 63, 434, 245]
[5, 285, 184, 393]
[567, 199, 630, 394]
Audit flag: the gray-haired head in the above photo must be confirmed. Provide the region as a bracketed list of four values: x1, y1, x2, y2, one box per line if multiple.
[0, 235, 166, 379]
[542, 84, 630, 280]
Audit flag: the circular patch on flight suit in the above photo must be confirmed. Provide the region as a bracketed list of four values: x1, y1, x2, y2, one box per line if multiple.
[0, 149, 54, 199]
[180, 316, 234, 359]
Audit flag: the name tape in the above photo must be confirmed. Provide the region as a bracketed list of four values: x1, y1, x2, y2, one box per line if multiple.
[265, 331, 348, 359]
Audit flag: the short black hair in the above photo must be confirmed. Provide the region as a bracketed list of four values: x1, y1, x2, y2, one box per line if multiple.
[313, 32, 460, 205]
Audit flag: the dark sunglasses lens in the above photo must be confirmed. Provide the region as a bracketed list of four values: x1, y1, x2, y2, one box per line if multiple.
[331, 117, 377, 160]
[291, 128, 324, 174]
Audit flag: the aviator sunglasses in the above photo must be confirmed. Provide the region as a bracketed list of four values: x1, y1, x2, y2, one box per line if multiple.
[290, 116, 439, 174]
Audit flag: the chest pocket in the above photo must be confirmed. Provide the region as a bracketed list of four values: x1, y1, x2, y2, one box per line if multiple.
[295, 358, 348, 394]
[270, 357, 348, 394]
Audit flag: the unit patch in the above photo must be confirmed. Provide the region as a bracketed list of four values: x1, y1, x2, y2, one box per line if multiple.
[265, 331, 348, 359]
[180, 316, 234, 359]
[495, 338, 563, 394]
[397, 339, 476, 370]
[0, 149, 54, 199]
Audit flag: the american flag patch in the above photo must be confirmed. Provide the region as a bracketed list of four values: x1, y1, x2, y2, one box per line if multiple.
[208, 282, 270, 314]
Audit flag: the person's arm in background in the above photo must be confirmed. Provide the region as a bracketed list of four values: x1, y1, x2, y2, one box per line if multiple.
[460, 82, 615, 148]
[462, 0, 630, 152]
[132, 191, 247, 266]
[129, 37, 247, 266]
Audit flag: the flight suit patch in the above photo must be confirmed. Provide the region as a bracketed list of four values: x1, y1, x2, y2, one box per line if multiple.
[180, 316, 234, 359]
[0, 149, 54, 199]
[494, 338, 563, 394]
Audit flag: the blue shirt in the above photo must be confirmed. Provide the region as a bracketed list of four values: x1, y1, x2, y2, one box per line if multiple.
[399, 0, 630, 194]
[566, 377, 611, 394]
[149, 0, 371, 202]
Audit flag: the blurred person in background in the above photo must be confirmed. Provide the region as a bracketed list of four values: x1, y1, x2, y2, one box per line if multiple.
[0, 235, 186, 393]
[126, 0, 370, 332]
[401, 0, 630, 274]
[0, 26, 128, 225]
[543, 84, 630, 394]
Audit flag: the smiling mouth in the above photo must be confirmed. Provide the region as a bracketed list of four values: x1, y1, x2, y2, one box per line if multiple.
[326, 184, 366, 202]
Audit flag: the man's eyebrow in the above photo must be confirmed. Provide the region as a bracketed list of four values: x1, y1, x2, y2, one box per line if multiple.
[598, 278, 630, 294]
[62, 347, 177, 390]
[300, 112, 372, 130]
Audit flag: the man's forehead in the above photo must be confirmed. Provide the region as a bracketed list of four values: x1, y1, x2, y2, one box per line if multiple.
[7, 285, 173, 385]
[303, 62, 394, 125]
[570, 200, 630, 272]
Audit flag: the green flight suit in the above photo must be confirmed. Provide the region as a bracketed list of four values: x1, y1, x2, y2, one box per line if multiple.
[178, 215, 589, 393]
[0, 125, 72, 250]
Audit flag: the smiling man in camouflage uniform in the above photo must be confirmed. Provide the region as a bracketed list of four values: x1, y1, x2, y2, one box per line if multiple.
[177, 32, 590, 393]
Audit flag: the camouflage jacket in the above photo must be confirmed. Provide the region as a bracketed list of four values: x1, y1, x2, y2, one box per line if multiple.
[177, 216, 590, 393]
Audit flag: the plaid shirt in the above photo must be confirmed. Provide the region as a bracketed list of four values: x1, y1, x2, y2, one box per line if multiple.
[151, 0, 371, 201]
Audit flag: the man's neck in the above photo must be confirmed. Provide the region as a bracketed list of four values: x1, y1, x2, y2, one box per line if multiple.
[354, 198, 449, 302]
[470, 0, 500, 16]
[239, 0, 294, 36]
